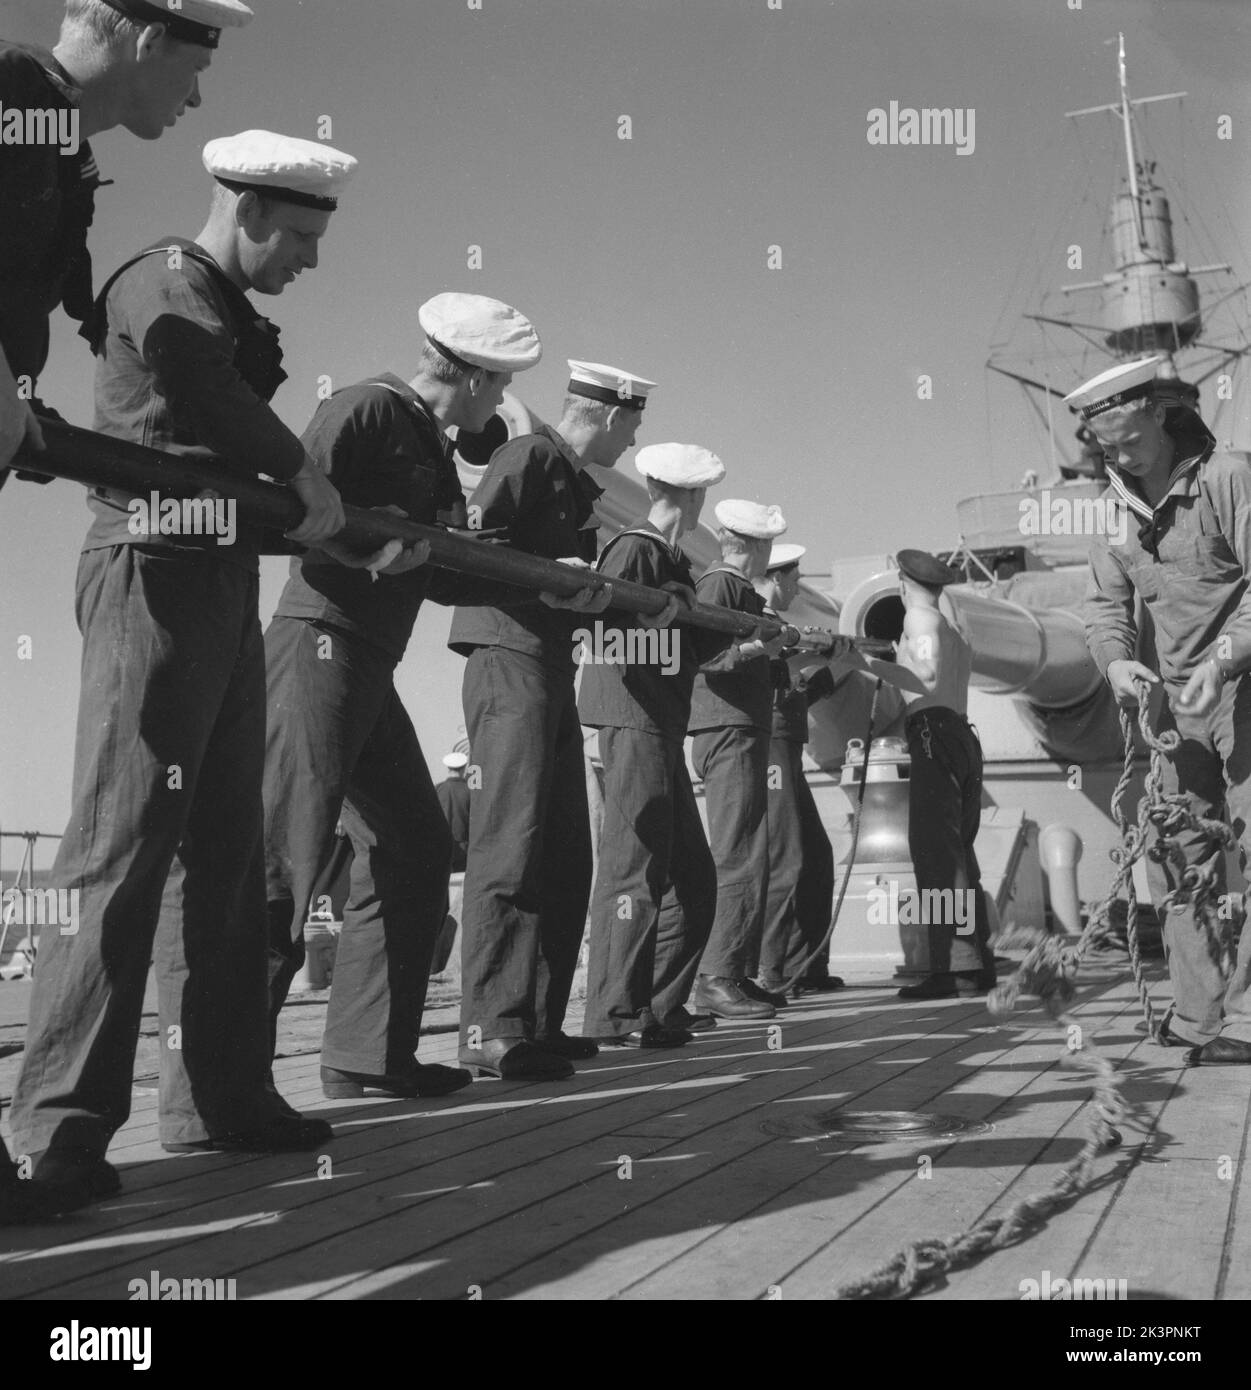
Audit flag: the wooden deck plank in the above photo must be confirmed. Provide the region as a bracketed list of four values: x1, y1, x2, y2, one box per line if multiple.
[5, 1000, 897, 1294]
[8, 965, 1244, 1303]
[298, 999, 1057, 1298]
[775, 986, 1199, 1300]
[149, 1004, 981, 1299]
[1069, 1059, 1251, 1301]
[497, 986, 1145, 1299]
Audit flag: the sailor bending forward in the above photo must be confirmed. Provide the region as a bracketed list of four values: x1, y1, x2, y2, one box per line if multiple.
[12, 131, 353, 1195]
[691, 500, 793, 1020]
[263, 292, 543, 1100]
[579, 443, 729, 1044]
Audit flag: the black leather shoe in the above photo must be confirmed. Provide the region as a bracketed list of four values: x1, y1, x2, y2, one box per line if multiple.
[265, 1071, 304, 1119]
[163, 1115, 333, 1154]
[321, 1063, 471, 1099]
[31, 1147, 121, 1200]
[662, 1007, 717, 1032]
[457, 1038, 574, 1080]
[534, 1032, 600, 1060]
[800, 972, 846, 992]
[693, 976, 775, 1018]
[0, 1172, 92, 1224]
[745, 979, 789, 1008]
[897, 971, 993, 1000]
[1196, 1036, 1251, 1064]
[594, 1025, 692, 1049]
[897, 973, 957, 1000]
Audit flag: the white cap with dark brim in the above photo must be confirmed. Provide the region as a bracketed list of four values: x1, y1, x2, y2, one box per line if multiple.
[442, 752, 469, 770]
[635, 443, 725, 488]
[567, 360, 656, 412]
[97, 0, 253, 48]
[419, 293, 542, 373]
[1063, 355, 1167, 421]
[766, 542, 806, 572]
[715, 499, 787, 540]
[204, 130, 358, 211]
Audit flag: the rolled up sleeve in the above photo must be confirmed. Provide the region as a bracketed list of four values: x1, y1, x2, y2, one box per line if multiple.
[1202, 460, 1251, 676]
[1084, 540, 1138, 678]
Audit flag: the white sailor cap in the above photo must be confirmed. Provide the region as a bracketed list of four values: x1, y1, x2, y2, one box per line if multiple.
[203, 131, 358, 211]
[418, 293, 542, 373]
[635, 443, 725, 488]
[766, 542, 806, 572]
[97, 0, 253, 48]
[715, 499, 787, 540]
[567, 360, 657, 412]
[442, 752, 468, 770]
[1063, 356, 1167, 421]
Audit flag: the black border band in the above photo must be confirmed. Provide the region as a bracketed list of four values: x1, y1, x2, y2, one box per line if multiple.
[567, 380, 647, 411]
[96, 0, 225, 48]
[1079, 380, 1155, 420]
[427, 336, 478, 373]
[215, 177, 338, 212]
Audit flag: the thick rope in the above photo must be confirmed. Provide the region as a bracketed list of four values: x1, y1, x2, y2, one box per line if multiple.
[779, 679, 883, 995]
[831, 680, 1235, 1300]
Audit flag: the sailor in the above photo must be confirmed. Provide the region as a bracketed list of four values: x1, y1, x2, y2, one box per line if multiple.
[264, 292, 544, 1100]
[0, 0, 252, 1225]
[12, 130, 354, 1199]
[892, 549, 997, 1000]
[690, 500, 793, 1019]
[0, 0, 252, 489]
[448, 359, 651, 1079]
[1077, 356, 1251, 1063]
[753, 545, 844, 997]
[437, 752, 472, 874]
[579, 442, 729, 1045]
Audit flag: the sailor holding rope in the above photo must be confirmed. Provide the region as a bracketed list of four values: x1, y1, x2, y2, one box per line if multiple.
[1078, 355, 1251, 1064]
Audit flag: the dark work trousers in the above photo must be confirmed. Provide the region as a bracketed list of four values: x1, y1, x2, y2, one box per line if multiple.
[264, 617, 451, 1075]
[1141, 681, 1251, 1046]
[583, 728, 717, 1036]
[757, 738, 835, 986]
[904, 707, 995, 976]
[13, 546, 273, 1156]
[458, 646, 591, 1043]
[693, 725, 770, 979]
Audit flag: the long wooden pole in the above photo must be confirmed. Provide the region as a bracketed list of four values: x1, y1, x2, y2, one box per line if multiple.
[18, 418, 892, 656]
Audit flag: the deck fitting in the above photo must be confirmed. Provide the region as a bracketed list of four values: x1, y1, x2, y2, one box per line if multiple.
[764, 1108, 992, 1143]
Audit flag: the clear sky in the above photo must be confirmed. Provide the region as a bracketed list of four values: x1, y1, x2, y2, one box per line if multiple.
[2, 0, 1250, 847]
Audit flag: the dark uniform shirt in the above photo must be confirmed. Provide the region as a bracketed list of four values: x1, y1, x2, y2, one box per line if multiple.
[448, 423, 602, 674]
[688, 567, 773, 734]
[82, 237, 306, 570]
[275, 374, 522, 660]
[0, 41, 106, 482]
[769, 650, 835, 744]
[1085, 411, 1251, 688]
[577, 524, 728, 740]
[436, 776, 471, 872]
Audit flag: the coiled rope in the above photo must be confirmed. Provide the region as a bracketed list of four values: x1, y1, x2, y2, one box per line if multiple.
[831, 681, 1235, 1300]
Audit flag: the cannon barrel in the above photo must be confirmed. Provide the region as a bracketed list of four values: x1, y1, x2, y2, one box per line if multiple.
[836, 565, 1104, 710]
